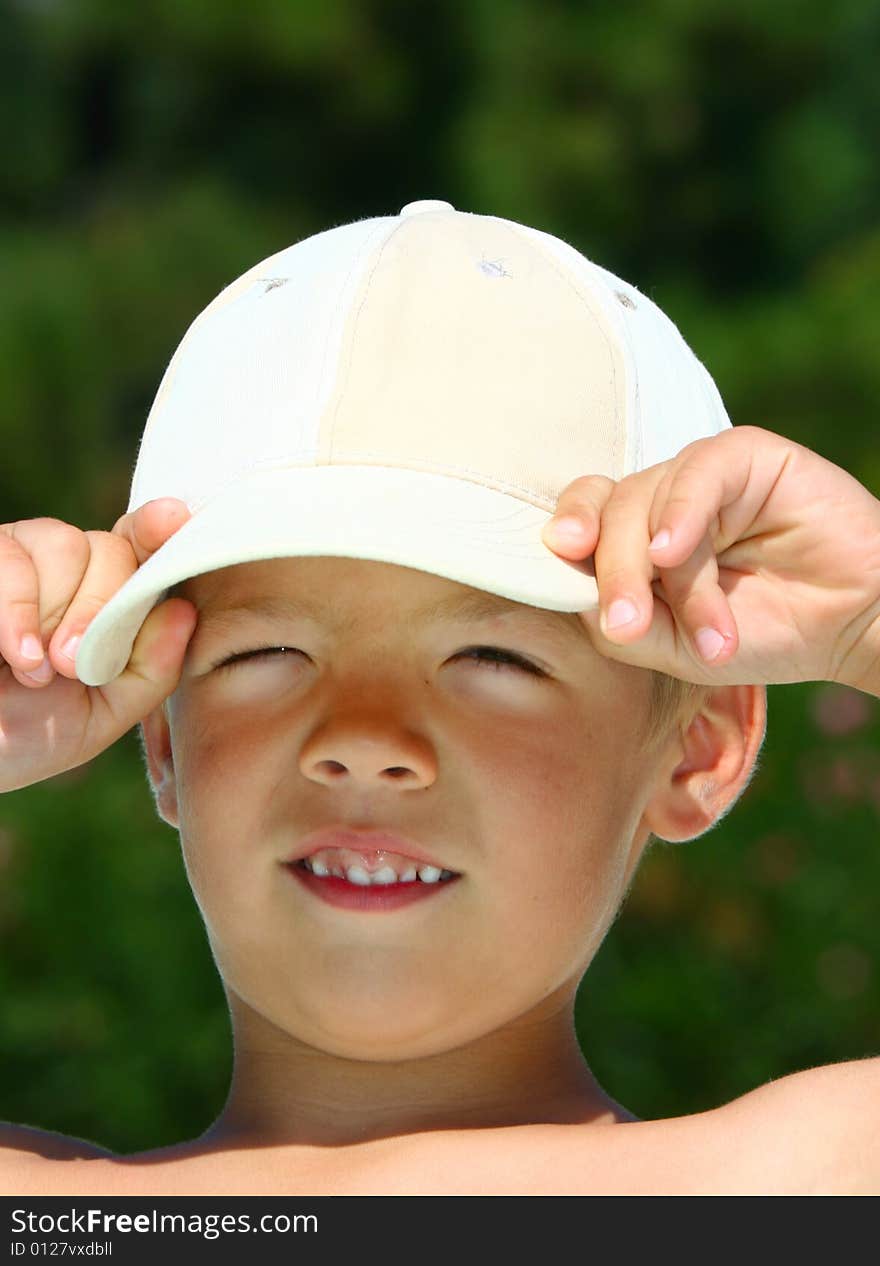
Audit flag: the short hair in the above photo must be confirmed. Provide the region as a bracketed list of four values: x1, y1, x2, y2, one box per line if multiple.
[643, 672, 713, 750]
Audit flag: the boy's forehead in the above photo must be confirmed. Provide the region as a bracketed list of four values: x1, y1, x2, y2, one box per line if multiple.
[182, 557, 589, 646]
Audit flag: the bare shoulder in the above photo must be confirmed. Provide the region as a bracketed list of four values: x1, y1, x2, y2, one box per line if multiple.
[0, 1122, 118, 1195]
[517, 1057, 880, 1194]
[0, 1122, 116, 1161]
[711, 1055, 880, 1193]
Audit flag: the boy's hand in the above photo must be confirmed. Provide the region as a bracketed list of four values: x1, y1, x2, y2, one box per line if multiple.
[542, 425, 880, 693]
[0, 499, 197, 794]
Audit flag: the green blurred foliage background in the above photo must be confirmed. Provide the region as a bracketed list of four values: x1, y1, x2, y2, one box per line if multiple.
[1, 0, 879, 1153]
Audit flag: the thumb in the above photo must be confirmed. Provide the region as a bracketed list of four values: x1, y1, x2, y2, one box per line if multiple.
[93, 597, 199, 730]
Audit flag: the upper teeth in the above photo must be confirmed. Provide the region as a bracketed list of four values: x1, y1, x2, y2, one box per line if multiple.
[304, 859, 453, 885]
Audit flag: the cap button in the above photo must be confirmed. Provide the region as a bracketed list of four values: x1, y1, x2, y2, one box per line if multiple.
[399, 200, 455, 217]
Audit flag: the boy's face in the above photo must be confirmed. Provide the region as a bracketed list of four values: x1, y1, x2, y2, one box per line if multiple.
[146, 556, 679, 1061]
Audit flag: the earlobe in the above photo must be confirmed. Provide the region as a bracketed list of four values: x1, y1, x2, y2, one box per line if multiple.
[139, 702, 180, 828]
[641, 684, 767, 844]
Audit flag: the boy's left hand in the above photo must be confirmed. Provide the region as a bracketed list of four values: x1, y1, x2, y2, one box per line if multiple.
[541, 425, 880, 693]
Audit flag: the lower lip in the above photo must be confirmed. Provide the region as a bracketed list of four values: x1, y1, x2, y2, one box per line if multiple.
[284, 863, 460, 912]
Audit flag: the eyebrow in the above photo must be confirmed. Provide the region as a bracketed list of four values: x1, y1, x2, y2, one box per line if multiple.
[195, 589, 589, 649]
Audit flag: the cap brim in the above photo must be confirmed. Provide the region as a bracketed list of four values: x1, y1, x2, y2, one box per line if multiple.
[76, 464, 599, 686]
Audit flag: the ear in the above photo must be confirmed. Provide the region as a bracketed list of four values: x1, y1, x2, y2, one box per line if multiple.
[138, 700, 180, 828]
[639, 684, 767, 843]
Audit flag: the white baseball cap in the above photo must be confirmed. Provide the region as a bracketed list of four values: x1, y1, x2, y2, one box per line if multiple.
[76, 198, 731, 686]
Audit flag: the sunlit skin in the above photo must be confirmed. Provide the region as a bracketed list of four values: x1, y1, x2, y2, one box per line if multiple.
[137, 554, 763, 1156]
[4, 423, 876, 1191]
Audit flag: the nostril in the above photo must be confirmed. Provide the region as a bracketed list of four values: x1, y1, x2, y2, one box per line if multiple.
[317, 761, 347, 776]
[308, 760, 423, 783]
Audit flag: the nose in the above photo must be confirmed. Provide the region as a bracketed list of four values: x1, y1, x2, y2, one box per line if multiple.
[299, 711, 437, 791]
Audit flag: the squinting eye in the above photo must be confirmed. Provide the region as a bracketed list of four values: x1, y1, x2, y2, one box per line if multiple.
[456, 646, 544, 676]
[212, 645, 545, 676]
[214, 646, 304, 671]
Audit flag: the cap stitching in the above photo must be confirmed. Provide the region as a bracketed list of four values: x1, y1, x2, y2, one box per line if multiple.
[129, 258, 276, 509]
[183, 455, 561, 516]
[497, 218, 624, 478]
[306, 218, 396, 467]
[319, 217, 409, 465]
[320, 450, 559, 506]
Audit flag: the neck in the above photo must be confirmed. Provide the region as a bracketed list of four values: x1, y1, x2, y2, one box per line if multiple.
[201, 986, 630, 1149]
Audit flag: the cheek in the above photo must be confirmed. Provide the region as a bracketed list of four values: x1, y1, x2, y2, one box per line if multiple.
[170, 712, 272, 909]
[462, 714, 636, 944]
[174, 692, 280, 799]
[503, 701, 651, 897]
[466, 706, 618, 850]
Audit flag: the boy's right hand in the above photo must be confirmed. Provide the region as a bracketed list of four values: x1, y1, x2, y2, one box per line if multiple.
[0, 499, 198, 794]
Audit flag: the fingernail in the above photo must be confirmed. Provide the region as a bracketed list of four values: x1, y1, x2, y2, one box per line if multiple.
[60, 634, 81, 662]
[604, 598, 638, 631]
[544, 516, 587, 546]
[695, 627, 725, 662]
[649, 529, 671, 552]
[20, 634, 43, 662]
[24, 656, 54, 684]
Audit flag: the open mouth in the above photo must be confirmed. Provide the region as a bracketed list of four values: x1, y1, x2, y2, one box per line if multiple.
[284, 860, 461, 911]
[295, 858, 457, 886]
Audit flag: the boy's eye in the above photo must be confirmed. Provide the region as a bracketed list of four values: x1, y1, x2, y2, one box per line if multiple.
[213, 645, 544, 676]
[214, 646, 303, 671]
[455, 646, 545, 676]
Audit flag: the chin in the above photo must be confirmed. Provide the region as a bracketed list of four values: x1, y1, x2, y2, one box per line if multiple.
[233, 980, 495, 1062]
[295, 989, 476, 1061]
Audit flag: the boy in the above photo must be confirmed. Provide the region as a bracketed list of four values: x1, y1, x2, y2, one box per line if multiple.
[1, 201, 878, 1194]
